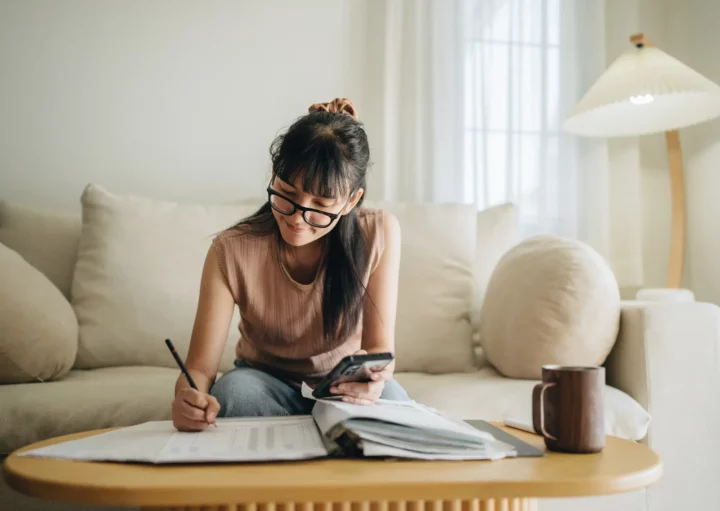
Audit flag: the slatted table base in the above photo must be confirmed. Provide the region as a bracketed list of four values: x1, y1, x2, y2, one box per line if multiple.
[146, 499, 539, 511]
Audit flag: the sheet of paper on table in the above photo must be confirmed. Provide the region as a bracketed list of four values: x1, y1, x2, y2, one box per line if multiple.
[19, 416, 329, 463]
[19, 390, 519, 463]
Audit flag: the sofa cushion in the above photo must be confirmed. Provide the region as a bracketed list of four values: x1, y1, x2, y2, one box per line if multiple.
[471, 203, 519, 332]
[72, 184, 256, 371]
[0, 366, 177, 454]
[365, 201, 477, 373]
[0, 201, 81, 299]
[395, 367, 651, 441]
[479, 235, 621, 379]
[0, 243, 78, 384]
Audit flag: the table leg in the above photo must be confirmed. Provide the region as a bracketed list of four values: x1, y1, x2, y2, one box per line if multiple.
[143, 498, 539, 511]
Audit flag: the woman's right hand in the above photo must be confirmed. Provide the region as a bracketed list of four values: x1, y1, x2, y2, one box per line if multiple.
[172, 388, 221, 432]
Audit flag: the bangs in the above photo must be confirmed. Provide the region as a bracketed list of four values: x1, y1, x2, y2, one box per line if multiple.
[273, 130, 351, 199]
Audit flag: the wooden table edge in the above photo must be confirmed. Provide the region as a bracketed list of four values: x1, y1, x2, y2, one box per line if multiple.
[3, 425, 663, 508]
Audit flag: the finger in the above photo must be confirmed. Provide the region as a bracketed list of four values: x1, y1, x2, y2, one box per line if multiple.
[342, 396, 375, 406]
[175, 418, 209, 432]
[337, 382, 372, 398]
[177, 403, 206, 422]
[206, 396, 221, 423]
[353, 349, 368, 355]
[180, 389, 209, 409]
[339, 381, 384, 399]
[370, 369, 392, 381]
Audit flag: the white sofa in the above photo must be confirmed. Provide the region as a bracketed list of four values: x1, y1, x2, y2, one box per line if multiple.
[1, 184, 719, 511]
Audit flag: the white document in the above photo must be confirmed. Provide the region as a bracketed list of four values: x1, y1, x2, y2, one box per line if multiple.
[19, 390, 516, 463]
[360, 440, 510, 461]
[158, 416, 328, 462]
[18, 421, 176, 463]
[20, 416, 329, 464]
[311, 397, 496, 442]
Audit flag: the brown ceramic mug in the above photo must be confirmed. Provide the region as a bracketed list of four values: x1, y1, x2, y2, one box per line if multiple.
[532, 365, 605, 453]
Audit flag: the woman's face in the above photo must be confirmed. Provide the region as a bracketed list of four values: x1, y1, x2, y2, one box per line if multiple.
[269, 175, 363, 247]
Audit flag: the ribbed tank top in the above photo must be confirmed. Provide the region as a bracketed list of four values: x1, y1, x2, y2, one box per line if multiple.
[211, 209, 385, 385]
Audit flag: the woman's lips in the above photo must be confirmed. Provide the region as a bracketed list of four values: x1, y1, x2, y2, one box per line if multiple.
[285, 221, 308, 233]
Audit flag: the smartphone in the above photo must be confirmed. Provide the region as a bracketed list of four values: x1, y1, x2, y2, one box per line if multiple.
[312, 352, 395, 399]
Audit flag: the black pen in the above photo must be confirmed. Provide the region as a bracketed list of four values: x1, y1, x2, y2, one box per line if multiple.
[165, 338, 198, 390]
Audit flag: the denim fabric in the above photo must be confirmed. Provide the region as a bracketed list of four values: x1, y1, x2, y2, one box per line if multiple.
[210, 360, 410, 417]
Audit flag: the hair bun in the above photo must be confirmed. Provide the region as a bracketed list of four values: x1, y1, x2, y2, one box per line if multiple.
[308, 98, 359, 120]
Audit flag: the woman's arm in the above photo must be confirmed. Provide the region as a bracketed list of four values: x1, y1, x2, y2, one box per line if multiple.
[361, 211, 402, 357]
[174, 245, 236, 395]
[332, 211, 402, 404]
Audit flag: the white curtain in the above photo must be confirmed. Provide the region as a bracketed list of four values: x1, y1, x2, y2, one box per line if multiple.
[363, 0, 642, 288]
[362, 0, 464, 204]
[462, 0, 609, 241]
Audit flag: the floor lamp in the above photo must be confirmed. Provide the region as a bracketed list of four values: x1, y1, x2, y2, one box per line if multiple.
[563, 33, 720, 289]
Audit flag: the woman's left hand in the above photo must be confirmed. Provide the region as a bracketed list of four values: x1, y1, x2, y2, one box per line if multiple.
[329, 349, 394, 405]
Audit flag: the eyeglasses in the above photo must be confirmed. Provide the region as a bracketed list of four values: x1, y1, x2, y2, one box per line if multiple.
[267, 187, 342, 228]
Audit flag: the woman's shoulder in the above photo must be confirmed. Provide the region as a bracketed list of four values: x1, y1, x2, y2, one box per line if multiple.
[211, 223, 275, 265]
[213, 218, 275, 244]
[357, 208, 400, 238]
[356, 208, 400, 273]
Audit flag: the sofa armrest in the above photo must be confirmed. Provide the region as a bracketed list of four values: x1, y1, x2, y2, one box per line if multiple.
[605, 300, 720, 511]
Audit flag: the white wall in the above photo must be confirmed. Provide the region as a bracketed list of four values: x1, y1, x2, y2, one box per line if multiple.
[604, 0, 720, 305]
[659, 0, 720, 305]
[0, 0, 368, 212]
[5, 0, 720, 304]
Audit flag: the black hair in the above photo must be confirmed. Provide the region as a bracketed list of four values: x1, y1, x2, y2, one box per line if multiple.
[236, 110, 371, 342]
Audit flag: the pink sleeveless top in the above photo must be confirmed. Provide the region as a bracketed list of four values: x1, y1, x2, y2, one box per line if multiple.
[212, 209, 385, 385]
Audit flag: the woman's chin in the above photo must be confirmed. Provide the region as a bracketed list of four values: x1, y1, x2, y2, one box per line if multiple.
[279, 226, 312, 246]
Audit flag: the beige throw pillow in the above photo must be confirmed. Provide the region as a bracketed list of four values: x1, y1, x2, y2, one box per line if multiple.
[360, 201, 480, 373]
[0, 202, 81, 299]
[480, 235, 621, 379]
[0, 243, 78, 383]
[72, 185, 260, 371]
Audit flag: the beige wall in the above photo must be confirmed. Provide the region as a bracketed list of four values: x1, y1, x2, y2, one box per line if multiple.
[3, 0, 720, 304]
[631, 0, 720, 304]
[661, 0, 720, 305]
[0, 0, 367, 212]
[604, 0, 720, 305]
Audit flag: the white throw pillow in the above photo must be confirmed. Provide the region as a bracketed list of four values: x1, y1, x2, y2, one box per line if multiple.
[72, 185, 260, 371]
[480, 235, 621, 379]
[365, 201, 477, 373]
[0, 243, 78, 383]
[0, 202, 81, 299]
[395, 368, 651, 441]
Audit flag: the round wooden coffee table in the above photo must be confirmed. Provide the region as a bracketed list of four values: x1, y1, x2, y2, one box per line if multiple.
[3, 423, 662, 511]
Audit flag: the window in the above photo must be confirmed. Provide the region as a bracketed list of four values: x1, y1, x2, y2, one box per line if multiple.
[462, 0, 567, 237]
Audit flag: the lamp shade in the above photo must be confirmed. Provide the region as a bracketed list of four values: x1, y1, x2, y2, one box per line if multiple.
[563, 46, 720, 137]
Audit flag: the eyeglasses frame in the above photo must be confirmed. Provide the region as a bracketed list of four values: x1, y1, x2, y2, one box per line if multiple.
[266, 185, 354, 229]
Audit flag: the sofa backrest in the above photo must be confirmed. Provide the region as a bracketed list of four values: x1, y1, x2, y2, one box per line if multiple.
[0, 186, 518, 374]
[0, 202, 81, 299]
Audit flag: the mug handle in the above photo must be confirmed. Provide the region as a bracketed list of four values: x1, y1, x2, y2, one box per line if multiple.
[537, 382, 558, 441]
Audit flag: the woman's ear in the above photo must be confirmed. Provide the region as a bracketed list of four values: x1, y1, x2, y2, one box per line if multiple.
[342, 188, 365, 215]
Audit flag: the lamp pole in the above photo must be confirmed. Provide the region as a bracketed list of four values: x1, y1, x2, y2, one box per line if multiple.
[630, 33, 686, 288]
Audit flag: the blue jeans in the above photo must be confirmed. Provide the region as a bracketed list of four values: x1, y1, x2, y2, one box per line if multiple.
[210, 360, 410, 417]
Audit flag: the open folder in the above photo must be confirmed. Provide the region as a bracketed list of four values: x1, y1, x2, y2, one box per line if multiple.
[19, 396, 538, 463]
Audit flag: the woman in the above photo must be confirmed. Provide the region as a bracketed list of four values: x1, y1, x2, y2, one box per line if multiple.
[172, 98, 409, 432]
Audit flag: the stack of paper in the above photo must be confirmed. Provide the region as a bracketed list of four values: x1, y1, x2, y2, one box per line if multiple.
[311, 398, 515, 460]
[20, 395, 518, 463]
